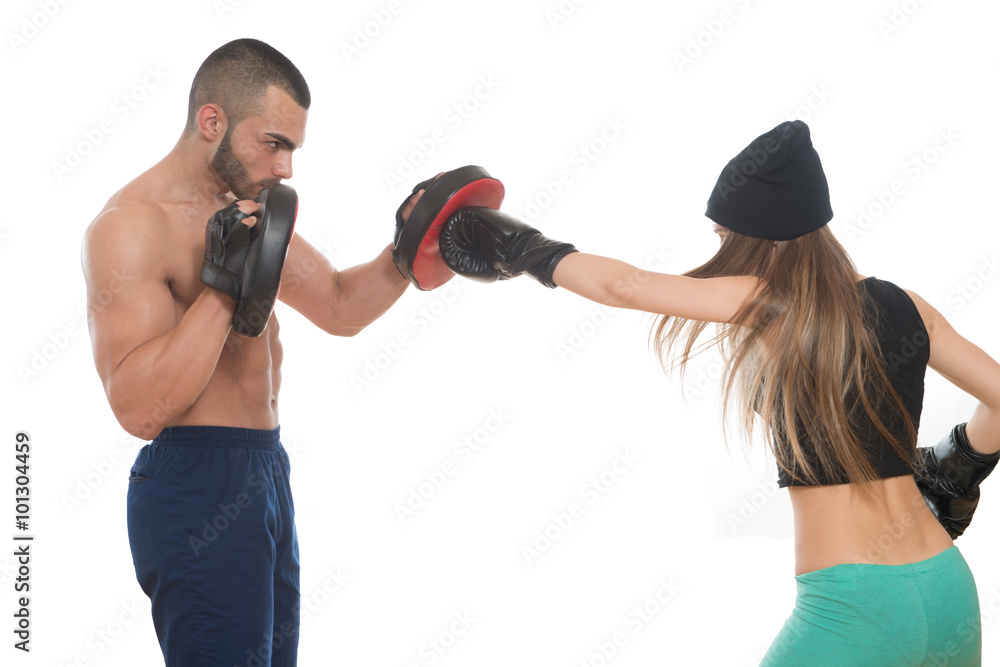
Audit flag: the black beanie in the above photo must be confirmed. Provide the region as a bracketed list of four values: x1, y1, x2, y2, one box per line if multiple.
[705, 121, 833, 241]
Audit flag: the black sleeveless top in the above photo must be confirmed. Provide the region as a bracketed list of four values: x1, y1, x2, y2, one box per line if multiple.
[775, 277, 929, 487]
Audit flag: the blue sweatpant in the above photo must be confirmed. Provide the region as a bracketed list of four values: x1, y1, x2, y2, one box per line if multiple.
[127, 426, 299, 667]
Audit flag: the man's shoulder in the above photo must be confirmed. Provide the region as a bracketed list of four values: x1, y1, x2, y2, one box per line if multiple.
[83, 183, 176, 284]
[86, 185, 170, 250]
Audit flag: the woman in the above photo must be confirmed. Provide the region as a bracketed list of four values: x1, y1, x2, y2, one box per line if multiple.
[438, 121, 1000, 665]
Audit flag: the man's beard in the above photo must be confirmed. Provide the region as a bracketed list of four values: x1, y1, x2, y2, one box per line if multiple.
[211, 127, 257, 200]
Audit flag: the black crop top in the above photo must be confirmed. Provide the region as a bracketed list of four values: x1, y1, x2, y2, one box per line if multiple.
[775, 277, 929, 487]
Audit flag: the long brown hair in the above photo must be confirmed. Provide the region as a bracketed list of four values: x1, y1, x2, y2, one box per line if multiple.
[652, 226, 917, 497]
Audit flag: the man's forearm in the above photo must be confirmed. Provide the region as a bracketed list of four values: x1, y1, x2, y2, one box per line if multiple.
[329, 244, 409, 336]
[107, 289, 235, 438]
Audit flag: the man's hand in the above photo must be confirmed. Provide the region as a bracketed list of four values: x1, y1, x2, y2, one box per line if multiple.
[201, 199, 259, 301]
[399, 187, 426, 226]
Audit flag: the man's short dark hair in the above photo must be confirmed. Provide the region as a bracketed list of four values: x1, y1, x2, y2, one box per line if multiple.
[185, 38, 311, 135]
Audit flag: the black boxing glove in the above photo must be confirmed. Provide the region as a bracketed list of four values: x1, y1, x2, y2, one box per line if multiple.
[392, 166, 505, 290]
[440, 207, 577, 287]
[201, 201, 253, 300]
[916, 423, 999, 539]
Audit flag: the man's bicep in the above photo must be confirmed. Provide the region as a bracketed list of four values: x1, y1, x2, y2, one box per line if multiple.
[83, 212, 177, 384]
[277, 234, 345, 331]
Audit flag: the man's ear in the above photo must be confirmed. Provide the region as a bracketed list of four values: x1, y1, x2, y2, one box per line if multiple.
[197, 104, 226, 141]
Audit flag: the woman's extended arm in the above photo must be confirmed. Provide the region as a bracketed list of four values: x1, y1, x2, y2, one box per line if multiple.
[552, 252, 762, 324]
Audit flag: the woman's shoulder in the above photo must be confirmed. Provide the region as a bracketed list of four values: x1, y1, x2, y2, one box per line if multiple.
[859, 276, 940, 339]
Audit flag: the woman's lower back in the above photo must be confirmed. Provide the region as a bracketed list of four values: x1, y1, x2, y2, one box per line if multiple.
[789, 474, 955, 576]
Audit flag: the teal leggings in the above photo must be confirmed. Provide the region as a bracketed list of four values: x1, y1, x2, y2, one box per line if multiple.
[761, 546, 981, 666]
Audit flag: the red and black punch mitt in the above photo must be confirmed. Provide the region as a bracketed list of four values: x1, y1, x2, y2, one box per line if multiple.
[392, 165, 504, 290]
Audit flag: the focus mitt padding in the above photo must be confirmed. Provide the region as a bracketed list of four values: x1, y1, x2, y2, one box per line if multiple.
[233, 184, 298, 337]
[392, 165, 504, 291]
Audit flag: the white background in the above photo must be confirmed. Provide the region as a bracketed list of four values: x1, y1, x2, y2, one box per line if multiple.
[4, 0, 1000, 665]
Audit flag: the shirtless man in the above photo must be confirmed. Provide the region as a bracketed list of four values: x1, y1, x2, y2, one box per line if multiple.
[82, 39, 415, 666]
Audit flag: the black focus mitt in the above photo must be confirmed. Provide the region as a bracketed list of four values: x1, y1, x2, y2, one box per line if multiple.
[201, 184, 298, 337]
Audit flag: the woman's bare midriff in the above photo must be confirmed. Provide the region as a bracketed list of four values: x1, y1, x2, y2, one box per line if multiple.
[789, 474, 955, 576]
